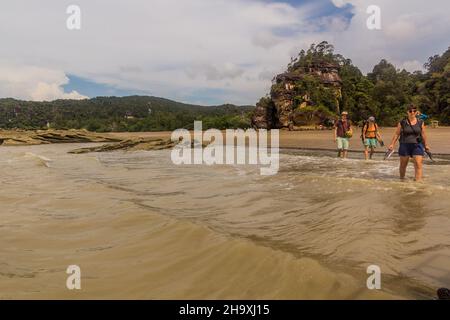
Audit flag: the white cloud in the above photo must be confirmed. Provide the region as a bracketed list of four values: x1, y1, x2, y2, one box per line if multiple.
[331, 0, 349, 8]
[398, 60, 424, 73]
[0, 0, 448, 104]
[186, 63, 244, 81]
[252, 31, 283, 49]
[319, 0, 450, 76]
[0, 64, 87, 101]
[31, 82, 87, 101]
[385, 19, 417, 40]
[258, 69, 277, 81]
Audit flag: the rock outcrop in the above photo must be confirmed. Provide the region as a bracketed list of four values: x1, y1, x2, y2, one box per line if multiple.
[68, 137, 212, 154]
[252, 61, 342, 130]
[0, 129, 121, 146]
[251, 98, 277, 130]
[68, 138, 178, 154]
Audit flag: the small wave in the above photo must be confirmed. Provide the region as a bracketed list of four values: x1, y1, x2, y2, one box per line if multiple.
[23, 152, 53, 168]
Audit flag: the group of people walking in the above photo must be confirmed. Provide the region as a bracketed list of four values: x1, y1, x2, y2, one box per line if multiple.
[334, 105, 431, 181]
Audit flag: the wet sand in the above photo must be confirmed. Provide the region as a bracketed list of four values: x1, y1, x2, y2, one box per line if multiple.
[105, 127, 450, 154]
[2, 127, 449, 154]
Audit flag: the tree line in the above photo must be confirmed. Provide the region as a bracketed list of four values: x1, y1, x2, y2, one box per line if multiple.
[0, 96, 253, 132]
[285, 42, 450, 126]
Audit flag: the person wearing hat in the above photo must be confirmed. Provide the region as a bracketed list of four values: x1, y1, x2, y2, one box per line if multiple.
[388, 104, 431, 181]
[334, 111, 352, 158]
[362, 116, 383, 160]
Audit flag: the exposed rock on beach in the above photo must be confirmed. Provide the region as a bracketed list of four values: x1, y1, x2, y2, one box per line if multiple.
[0, 129, 207, 154]
[0, 129, 120, 146]
[69, 138, 178, 154]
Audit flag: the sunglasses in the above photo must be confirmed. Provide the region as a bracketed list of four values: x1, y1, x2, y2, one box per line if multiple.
[408, 109, 417, 113]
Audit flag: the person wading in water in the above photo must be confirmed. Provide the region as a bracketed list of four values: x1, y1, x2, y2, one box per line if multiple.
[388, 105, 430, 181]
[362, 116, 383, 160]
[334, 111, 352, 158]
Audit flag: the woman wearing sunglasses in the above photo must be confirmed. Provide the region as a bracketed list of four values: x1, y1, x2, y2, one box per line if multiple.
[388, 104, 431, 181]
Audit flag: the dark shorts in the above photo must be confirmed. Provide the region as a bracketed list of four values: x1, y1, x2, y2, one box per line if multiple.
[399, 143, 424, 157]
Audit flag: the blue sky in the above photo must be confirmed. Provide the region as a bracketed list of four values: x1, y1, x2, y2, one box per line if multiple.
[64, 75, 149, 98]
[2, 0, 449, 105]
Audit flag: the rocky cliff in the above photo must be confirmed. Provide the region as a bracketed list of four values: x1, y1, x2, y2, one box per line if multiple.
[252, 61, 342, 130]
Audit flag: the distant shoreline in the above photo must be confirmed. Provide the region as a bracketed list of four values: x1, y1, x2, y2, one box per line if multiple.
[1, 127, 450, 155]
[105, 127, 450, 155]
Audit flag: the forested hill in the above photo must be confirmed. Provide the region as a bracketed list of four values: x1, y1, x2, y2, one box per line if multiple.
[0, 96, 254, 132]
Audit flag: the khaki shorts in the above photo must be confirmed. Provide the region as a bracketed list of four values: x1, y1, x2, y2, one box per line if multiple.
[337, 137, 349, 150]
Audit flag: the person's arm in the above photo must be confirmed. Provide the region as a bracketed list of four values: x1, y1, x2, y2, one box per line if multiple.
[362, 124, 368, 138]
[334, 125, 338, 141]
[375, 124, 382, 141]
[388, 123, 402, 150]
[422, 122, 430, 151]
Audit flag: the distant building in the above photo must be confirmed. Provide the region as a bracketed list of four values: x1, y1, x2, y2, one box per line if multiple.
[124, 112, 135, 120]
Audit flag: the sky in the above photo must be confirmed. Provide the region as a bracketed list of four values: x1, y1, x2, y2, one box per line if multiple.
[0, 0, 449, 105]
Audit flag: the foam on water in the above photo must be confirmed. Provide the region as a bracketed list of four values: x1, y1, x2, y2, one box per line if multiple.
[23, 152, 53, 168]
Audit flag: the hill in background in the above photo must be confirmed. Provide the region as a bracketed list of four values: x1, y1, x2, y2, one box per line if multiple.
[0, 96, 254, 132]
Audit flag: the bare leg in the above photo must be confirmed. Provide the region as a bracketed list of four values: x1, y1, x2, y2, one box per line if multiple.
[413, 156, 423, 181]
[399, 156, 409, 180]
[370, 147, 375, 159]
[337, 149, 342, 158]
[342, 150, 348, 159]
[364, 147, 369, 160]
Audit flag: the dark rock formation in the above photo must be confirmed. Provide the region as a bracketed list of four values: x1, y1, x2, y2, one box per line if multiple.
[251, 98, 277, 130]
[252, 62, 343, 130]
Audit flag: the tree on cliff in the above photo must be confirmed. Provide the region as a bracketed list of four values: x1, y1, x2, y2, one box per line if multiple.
[288, 41, 338, 71]
[253, 42, 450, 129]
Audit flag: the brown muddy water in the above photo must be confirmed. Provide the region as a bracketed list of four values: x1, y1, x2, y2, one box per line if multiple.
[0, 143, 449, 299]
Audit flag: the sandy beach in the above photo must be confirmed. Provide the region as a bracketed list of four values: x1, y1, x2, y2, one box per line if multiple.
[104, 127, 450, 154]
[2, 127, 449, 155]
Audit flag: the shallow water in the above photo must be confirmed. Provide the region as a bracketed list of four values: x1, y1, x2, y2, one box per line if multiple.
[0, 144, 449, 299]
